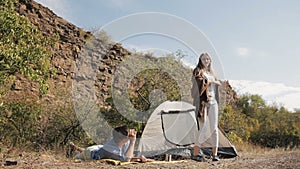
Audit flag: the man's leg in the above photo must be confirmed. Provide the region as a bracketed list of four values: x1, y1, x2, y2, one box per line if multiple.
[70, 142, 85, 152]
[66, 142, 86, 158]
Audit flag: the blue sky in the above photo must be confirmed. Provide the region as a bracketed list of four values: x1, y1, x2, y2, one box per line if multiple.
[34, 0, 300, 111]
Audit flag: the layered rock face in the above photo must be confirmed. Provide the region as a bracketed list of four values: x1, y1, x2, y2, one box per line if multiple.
[10, 0, 131, 109]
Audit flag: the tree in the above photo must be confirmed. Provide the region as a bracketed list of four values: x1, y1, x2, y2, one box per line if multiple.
[237, 94, 266, 118]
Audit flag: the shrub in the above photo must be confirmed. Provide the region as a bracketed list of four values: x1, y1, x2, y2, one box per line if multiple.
[0, 0, 55, 94]
[0, 102, 41, 149]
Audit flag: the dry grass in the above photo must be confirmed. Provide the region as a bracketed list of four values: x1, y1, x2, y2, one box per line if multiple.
[1, 144, 299, 169]
[235, 142, 291, 157]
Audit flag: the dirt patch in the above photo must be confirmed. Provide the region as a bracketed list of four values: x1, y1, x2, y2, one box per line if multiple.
[2, 149, 299, 169]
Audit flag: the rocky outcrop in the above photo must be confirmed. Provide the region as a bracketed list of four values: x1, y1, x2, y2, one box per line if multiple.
[224, 81, 239, 106]
[9, 0, 131, 109]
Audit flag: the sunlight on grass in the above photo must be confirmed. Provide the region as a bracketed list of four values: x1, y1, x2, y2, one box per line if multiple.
[235, 142, 300, 158]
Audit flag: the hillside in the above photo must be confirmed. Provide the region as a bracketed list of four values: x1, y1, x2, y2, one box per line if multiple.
[0, 0, 133, 152]
[7, 0, 238, 106]
[9, 1, 240, 144]
[10, 0, 129, 107]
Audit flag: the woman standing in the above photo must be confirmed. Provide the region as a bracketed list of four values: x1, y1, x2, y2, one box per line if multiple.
[191, 53, 221, 162]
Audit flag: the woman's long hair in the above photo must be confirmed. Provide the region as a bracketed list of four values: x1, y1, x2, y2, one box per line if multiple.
[195, 53, 217, 79]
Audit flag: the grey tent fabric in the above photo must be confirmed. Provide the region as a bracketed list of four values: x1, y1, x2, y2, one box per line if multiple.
[137, 101, 238, 158]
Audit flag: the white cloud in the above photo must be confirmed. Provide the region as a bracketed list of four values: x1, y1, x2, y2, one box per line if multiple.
[236, 47, 249, 57]
[236, 47, 269, 59]
[276, 93, 300, 111]
[229, 80, 300, 112]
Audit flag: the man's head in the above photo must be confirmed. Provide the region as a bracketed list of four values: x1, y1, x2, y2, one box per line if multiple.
[113, 125, 129, 143]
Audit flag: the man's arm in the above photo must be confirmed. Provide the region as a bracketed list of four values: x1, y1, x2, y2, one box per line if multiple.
[124, 129, 136, 161]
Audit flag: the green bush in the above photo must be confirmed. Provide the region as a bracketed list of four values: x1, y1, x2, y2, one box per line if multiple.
[0, 100, 91, 150]
[0, 0, 55, 94]
[233, 94, 300, 148]
[0, 102, 41, 149]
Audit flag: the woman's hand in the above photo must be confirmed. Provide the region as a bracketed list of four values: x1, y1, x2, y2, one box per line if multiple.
[212, 80, 221, 86]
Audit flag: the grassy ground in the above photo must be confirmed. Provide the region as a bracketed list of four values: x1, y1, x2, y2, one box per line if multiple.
[1, 144, 299, 169]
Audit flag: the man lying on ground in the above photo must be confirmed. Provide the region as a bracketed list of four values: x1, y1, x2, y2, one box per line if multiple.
[67, 125, 152, 162]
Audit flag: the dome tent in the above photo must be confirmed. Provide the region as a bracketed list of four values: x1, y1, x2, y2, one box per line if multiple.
[137, 101, 238, 158]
